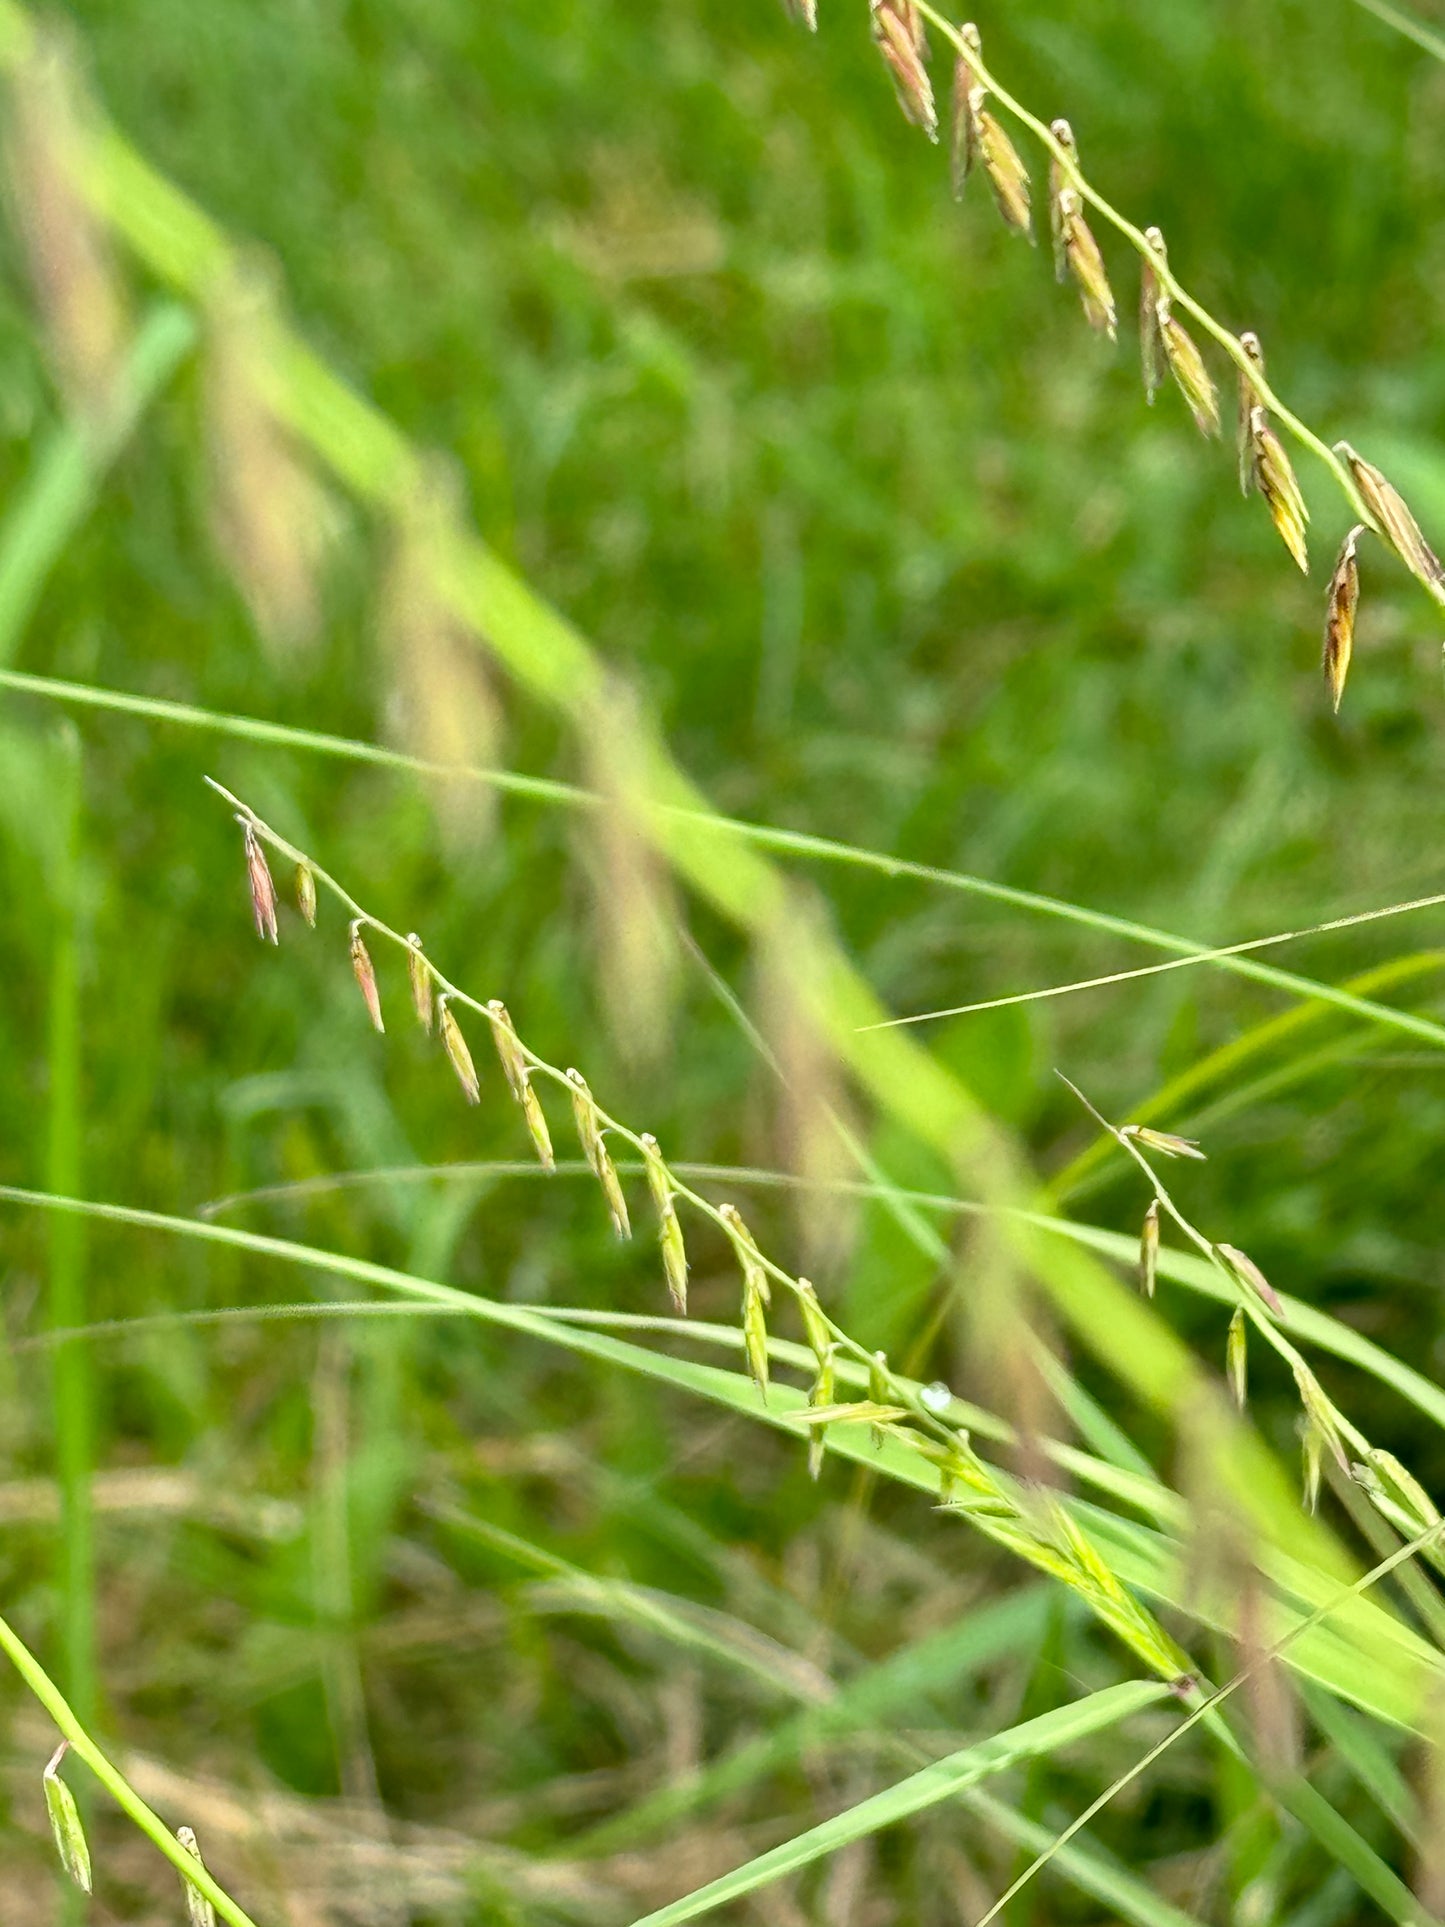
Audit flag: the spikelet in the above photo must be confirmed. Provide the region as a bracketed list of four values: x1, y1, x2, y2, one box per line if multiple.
[719, 1203, 771, 1306]
[295, 863, 318, 928]
[349, 921, 384, 1032]
[1123, 1123, 1205, 1161]
[869, 1, 937, 140]
[868, 1349, 891, 1448]
[1216, 1242, 1283, 1317]
[177, 1826, 217, 1927]
[242, 820, 278, 944]
[796, 1277, 833, 1362]
[1249, 406, 1309, 573]
[43, 1744, 91, 1894]
[488, 1001, 554, 1172]
[978, 108, 1032, 239]
[808, 1345, 836, 1480]
[1138, 1198, 1159, 1298]
[567, 1069, 630, 1237]
[781, 0, 818, 28]
[438, 996, 480, 1104]
[1047, 119, 1077, 282]
[1227, 1309, 1247, 1411]
[1302, 1419, 1324, 1513]
[1139, 227, 1169, 404]
[640, 1133, 688, 1312]
[1323, 526, 1363, 715]
[949, 27, 985, 197]
[1056, 187, 1116, 339]
[1335, 442, 1445, 594]
[1162, 314, 1219, 436]
[1366, 1447, 1440, 1529]
[1237, 331, 1266, 495]
[1292, 1359, 1348, 1472]
[406, 935, 434, 1033]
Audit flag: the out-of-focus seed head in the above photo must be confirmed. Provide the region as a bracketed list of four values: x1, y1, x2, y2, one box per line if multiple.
[241, 819, 279, 945]
[870, 0, 938, 140]
[1250, 407, 1309, 574]
[406, 935, 434, 1033]
[1139, 227, 1169, 403]
[1335, 442, 1445, 598]
[1162, 314, 1219, 436]
[1138, 1198, 1159, 1299]
[978, 109, 1033, 239]
[1056, 187, 1116, 339]
[1227, 1308, 1247, 1411]
[567, 1068, 631, 1237]
[349, 920, 385, 1033]
[1323, 525, 1363, 715]
[1237, 331, 1266, 495]
[176, 1826, 217, 1927]
[438, 996, 480, 1104]
[781, 0, 818, 29]
[1216, 1242, 1283, 1317]
[1124, 1123, 1206, 1161]
[295, 863, 318, 928]
[43, 1743, 91, 1895]
[640, 1132, 688, 1313]
[1047, 118, 1078, 282]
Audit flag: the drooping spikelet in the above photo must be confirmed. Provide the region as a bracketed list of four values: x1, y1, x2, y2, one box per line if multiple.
[1139, 227, 1168, 404]
[349, 920, 384, 1032]
[1047, 118, 1078, 282]
[242, 820, 278, 945]
[640, 1132, 688, 1313]
[1139, 1198, 1159, 1299]
[567, 1069, 630, 1237]
[1323, 525, 1363, 715]
[949, 27, 985, 197]
[1161, 313, 1219, 436]
[1227, 1309, 1247, 1411]
[1249, 406, 1309, 573]
[43, 1745, 91, 1895]
[978, 107, 1033, 239]
[488, 1000, 554, 1171]
[869, 1, 937, 141]
[1215, 1242, 1283, 1317]
[1055, 186, 1116, 339]
[1237, 331, 1266, 495]
[406, 934, 434, 1033]
[438, 996, 480, 1104]
[1335, 442, 1445, 596]
[295, 862, 318, 929]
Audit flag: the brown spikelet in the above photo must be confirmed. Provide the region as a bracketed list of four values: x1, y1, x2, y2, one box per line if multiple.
[1335, 442, 1445, 596]
[567, 1069, 630, 1237]
[978, 109, 1033, 239]
[295, 864, 318, 928]
[1047, 119, 1078, 283]
[640, 1134, 688, 1313]
[869, 1, 937, 141]
[406, 935, 434, 1033]
[1161, 314, 1219, 436]
[1138, 1199, 1159, 1299]
[1139, 227, 1168, 404]
[1216, 1242, 1282, 1317]
[1057, 188, 1116, 340]
[1227, 1309, 1247, 1411]
[487, 1000, 555, 1171]
[438, 997, 480, 1103]
[349, 921, 384, 1033]
[241, 821, 279, 945]
[1250, 407, 1309, 573]
[949, 32, 985, 198]
[1237, 331, 1266, 495]
[1323, 525, 1362, 715]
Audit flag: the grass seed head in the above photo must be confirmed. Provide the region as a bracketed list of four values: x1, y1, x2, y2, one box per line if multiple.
[488, 1001, 555, 1170]
[869, 1, 937, 140]
[348, 920, 385, 1032]
[1138, 1198, 1159, 1298]
[241, 819, 279, 944]
[176, 1826, 216, 1927]
[796, 1277, 833, 1362]
[1056, 186, 1116, 339]
[978, 109, 1033, 239]
[43, 1743, 91, 1895]
[640, 1133, 687, 1312]
[1323, 525, 1363, 714]
[1216, 1241, 1283, 1316]
[295, 862, 317, 927]
[808, 1345, 836, 1480]
[1250, 406, 1309, 573]
[1366, 1447, 1440, 1529]
[1124, 1123, 1205, 1161]
[1139, 227, 1169, 402]
[949, 50, 985, 197]
[567, 1069, 630, 1237]
[1237, 330, 1265, 494]
[1227, 1308, 1247, 1410]
[1335, 442, 1445, 594]
[438, 996, 480, 1104]
[1047, 118, 1080, 282]
[406, 934, 434, 1033]
[742, 1270, 770, 1399]
[719, 1202, 770, 1306]
[1162, 313, 1219, 436]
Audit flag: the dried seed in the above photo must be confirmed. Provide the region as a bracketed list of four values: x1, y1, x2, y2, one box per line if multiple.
[808, 1345, 836, 1480]
[1162, 313, 1219, 436]
[1057, 186, 1116, 339]
[870, 1, 937, 140]
[295, 862, 317, 928]
[796, 1276, 833, 1363]
[1335, 441, 1445, 593]
[177, 1826, 217, 1927]
[1138, 1198, 1159, 1298]
[1227, 1308, 1247, 1411]
[349, 920, 384, 1032]
[567, 1069, 630, 1237]
[1323, 525, 1363, 714]
[406, 934, 434, 1033]
[978, 109, 1032, 238]
[1250, 406, 1309, 573]
[640, 1133, 688, 1313]
[43, 1743, 90, 1894]
[1047, 118, 1077, 282]
[1139, 227, 1169, 404]
[241, 820, 278, 944]
[949, 37, 985, 197]
[438, 997, 480, 1104]
[1237, 331, 1266, 495]
[1216, 1242, 1283, 1317]
[1123, 1123, 1206, 1161]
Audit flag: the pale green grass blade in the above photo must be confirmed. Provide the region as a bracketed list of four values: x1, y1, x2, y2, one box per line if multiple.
[625, 1681, 1170, 1927]
[1349, 0, 1445, 61]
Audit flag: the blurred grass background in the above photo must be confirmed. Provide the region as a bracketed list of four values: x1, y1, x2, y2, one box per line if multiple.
[2, 0, 1445, 1918]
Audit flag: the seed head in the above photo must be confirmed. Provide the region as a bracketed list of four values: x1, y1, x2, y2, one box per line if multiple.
[808, 1345, 836, 1480]
[740, 1262, 770, 1400]
[978, 109, 1033, 239]
[488, 1002, 554, 1171]
[241, 819, 279, 944]
[1161, 314, 1219, 436]
[1139, 227, 1169, 404]
[1335, 442, 1445, 596]
[1237, 331, 1266, 495]
[43, 1743, 91, 1894]
[1292, 1359, 1348, 1472]
[796, 1277, 833, 1363]
[949, 46, 985, 197]
[177, 1826, 217, 1927]
[295, 863, 317, 928]
[406, 935, 434, 1033]
[1366, 1447, 1440, 1530]
[719, 1202, 770, 1307]
[640, 1133, 688, 1313]
[438, 996, 480, 1104]
[1123, 1123, 1206, 1161]
[1227, 1308, 1247, 1411]
[349, 921, 385, 1032]
[1215, 1242, 1283, 1317]
[1138, 1198, 1159, 1298]
[567, 1069, 630, 1237]
[870, 1, 937, 141]
[1047, 118, 1078, 283]
[1249, 406, 1309, 573]
[1056, 186, 1116, 339]
[1323, 525, 1363, 715]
